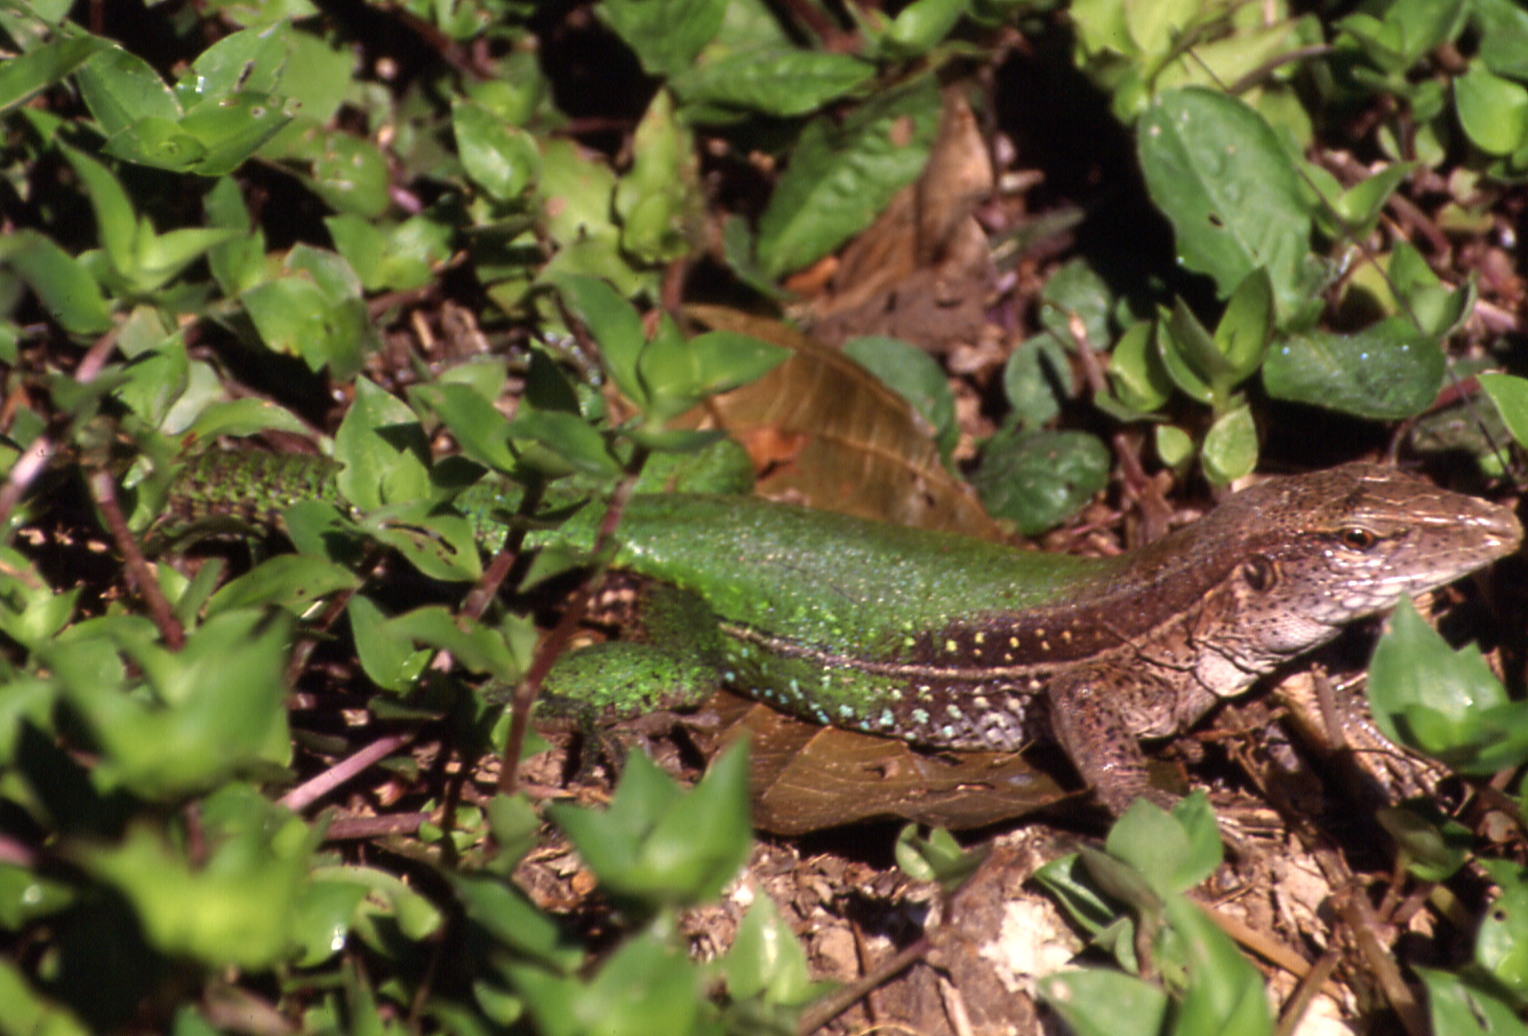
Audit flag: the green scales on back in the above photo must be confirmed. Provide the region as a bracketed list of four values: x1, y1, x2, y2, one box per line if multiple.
[584, 492, 1124, 749]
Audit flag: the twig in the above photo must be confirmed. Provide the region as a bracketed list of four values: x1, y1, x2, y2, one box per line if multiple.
[280, 731, 415, 813]
[89, 468, 184, 649]
[798, 934, 930, 1034]
[0, 436, 54, 533]
[324, 813, 431, 840]
[1333, 886, 1427, 1036]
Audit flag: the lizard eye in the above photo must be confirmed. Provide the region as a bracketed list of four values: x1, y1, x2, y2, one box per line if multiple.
[1240, 555, 1277, 592]
[1337, 527, 1379, 551]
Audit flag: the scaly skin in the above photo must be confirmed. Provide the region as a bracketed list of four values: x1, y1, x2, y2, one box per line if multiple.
[161, 453, 1522, 813]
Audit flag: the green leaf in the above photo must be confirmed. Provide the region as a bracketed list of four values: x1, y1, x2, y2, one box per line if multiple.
[173, 22, 290, 109]
[1137, 87, 1314, 317]
[1478, 372, 1528, 451]
[59, 146, 138, 283]
[454, 100, 539, 200]
[756, 75, 941, 278]
[507, 408, 621, 479]
[50, 610, 293, 800]
[538, 139, 622, 249]
[347, 595, 426, 692]
[134, 226, 243, 292]
[1167, 895, 1274, 1036]
[1387, 240, 1473, 338]
[1155, 424, 1195, 470]
[1201, 404, 1257, 486]
[1377, 803, 1472, 882]
[1477, 861, 1528, 1000]
[638, 327, 788, 423]
[549, 273, 647, 408]
[0, 230, 113, 335]
[1336, 0, 1468, 74]
[287, 878, 368, 967]
[598, 0, 726, 78]
[0, 861, 74, 930]
[844, 335, 958, 456]
[308, 134, 390, 217]
[1456, 64, 1528, 157]
[1039, 969, 1168, 1036]
[0, 956, 90, 1035]
[1324, 161, 1414, 236]
[1105, 793, 1222, 897]
[333, 378, 430, 510]
[511, 932, 708, 1036]
[882, 0, 971, 57]
[1038, 257, 1114, 349]
[1107, 320, 1172, 414]
[452, 871, 581, 972]
[185, 397, 312, 441]
[98, 116, 207, 172]
[1158, 298, 1227, 405]
[1367, 598, 1528, 774]
[205, 176, 266, 294]
[615, 90, 703, 265]
[723, 895, 825, 1009]
[0, 554, 79, 651]
[116, 338, 190, 426]
[1123, 0, 1204, 61]
[1418, 968, 1528, 1036]
[0, 34, 111, 113]
[972, 428, 1110, 535]
[548, 743, 752, 913]
[372, 606, 517, 679]
[205, 554, 361, 616]
[76, 45, 182, 137]
[412, 381, 518, 473]
[1262, 317, 1444, 420]
[241, 258, 375, 376]
[672, 48, 874, 117]
[241, 276, 343, 370]
[1475, 0, 1528, 81]
[1005, 333, 1071, 428]
[172, 91, 295, 176]
[1214, 268, 1273, 382]
[893, 824, 986, 892]
[82, 785, 316, 969]
[1033, 852, 1130, 942]
[246, 32, 351, 160]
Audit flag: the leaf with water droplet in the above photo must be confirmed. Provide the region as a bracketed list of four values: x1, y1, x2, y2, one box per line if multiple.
[1262, 316, 1444, 419]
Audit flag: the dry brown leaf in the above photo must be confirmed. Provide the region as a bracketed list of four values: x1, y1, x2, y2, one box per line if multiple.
[721, 701, 1068, 835]
[805, 89, 997, 351]
[684, 304, 1007, 538]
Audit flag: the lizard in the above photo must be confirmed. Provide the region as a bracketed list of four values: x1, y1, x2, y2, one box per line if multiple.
[157, 450, 1521, 815]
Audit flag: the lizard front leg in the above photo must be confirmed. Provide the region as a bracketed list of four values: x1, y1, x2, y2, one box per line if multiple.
[1046, 668, 1173, 815]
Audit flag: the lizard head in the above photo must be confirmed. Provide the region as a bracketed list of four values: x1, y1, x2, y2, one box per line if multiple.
[1220, 462, 1521, 636]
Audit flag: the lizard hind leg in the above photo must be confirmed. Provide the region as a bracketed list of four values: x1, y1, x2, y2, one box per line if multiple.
[538, 582, 726, 726]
